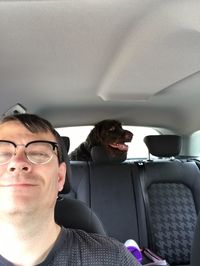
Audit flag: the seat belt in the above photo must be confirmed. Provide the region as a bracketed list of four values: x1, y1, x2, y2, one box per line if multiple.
[136, 162, 154, 250]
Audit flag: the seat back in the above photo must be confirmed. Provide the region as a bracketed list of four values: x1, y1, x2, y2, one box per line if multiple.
[69, 161, 91, 203]
[88, 161, 141, 243]
[69, 146, 143, 244]
[55, 197, 106, 235]
[191, 212, 200, 266]
[140, 135, 200, 265]
[55, 136, 107, 235]
[81, 146, 143, 243]
[65, 135, 200, 265]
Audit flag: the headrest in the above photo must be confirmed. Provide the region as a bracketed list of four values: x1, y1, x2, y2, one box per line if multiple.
[55, 197, 107, 235]
[144, 135, 181, 157]
[91, 146, 127, 163]
[59, 136, 71, 194]
[62, 136, 70, 153]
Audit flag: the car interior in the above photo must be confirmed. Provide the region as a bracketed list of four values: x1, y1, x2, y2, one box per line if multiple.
[0, 1, 200, 265]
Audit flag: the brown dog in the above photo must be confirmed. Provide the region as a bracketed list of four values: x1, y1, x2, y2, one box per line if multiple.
[69, 119, 133, 161]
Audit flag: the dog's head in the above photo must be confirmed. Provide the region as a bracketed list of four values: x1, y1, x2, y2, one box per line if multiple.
[86, 119, 133, 158]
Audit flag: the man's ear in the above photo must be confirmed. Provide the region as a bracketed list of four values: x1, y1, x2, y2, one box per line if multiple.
[58, 162, 66, 192]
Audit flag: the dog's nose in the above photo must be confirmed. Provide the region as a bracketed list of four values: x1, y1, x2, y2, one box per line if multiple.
[124, 130, 133, 141]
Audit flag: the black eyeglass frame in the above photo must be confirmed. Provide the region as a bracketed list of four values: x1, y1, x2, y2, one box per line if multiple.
[0, 140, 59, 165]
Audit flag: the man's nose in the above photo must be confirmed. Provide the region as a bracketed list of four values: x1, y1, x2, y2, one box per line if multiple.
[7, 149, 31, 173]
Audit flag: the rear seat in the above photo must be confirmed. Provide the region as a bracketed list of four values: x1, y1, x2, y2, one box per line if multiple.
[191, 211, 200, 266]
[68, 161, 90, 204]
[65, 137, 200, 266]
[54, 135, 106, 236]
[88, 160, 141, 243]
[137, 135, 200, 265]
[70, 149, 142, 244]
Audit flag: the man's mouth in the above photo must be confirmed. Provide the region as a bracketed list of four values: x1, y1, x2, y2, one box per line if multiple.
[0, 183, 38, 187]
[109, 143, 129, 151]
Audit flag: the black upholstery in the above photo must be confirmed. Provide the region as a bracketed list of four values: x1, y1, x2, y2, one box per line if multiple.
[91, 146, 127, 163]
[70, 161, 90, 203]
[88, 162, 141, 243]
[141, 135, 200, 265]
[144, 135, 181, 157]
[53, 136, 107, 236]
[191, 212, 200, 266]
[65, 134, 200, 265]
[59, 136, 71, 194]
[62, 136, 70, 153]
[70, 160, 142, 244]
[55, 197, 106, 235]
[137, 161, 199, 265]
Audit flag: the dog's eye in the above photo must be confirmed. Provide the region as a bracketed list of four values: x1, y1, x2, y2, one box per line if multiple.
[109, 127, 115, 131]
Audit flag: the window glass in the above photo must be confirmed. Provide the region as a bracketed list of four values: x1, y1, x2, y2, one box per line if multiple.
[56, 126, 159, 159]
[189, 130, 200, 157]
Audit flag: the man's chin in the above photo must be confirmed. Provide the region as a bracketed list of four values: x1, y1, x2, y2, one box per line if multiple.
[0, 195, 38, 216]
[0, 201, 33, 214]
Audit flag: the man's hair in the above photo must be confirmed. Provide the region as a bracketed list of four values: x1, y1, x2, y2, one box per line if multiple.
[1, 113, 64, 164]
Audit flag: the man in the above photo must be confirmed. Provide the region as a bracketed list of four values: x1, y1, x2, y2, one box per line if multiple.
[0, 113, 140, 265]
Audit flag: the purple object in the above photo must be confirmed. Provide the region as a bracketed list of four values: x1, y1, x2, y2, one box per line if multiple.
[127, 245, 142, 262]
[124, 239, 142, 262]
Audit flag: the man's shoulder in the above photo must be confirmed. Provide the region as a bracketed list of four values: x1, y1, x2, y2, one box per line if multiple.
[65, 227, 123, 249]
[59, 228, 140, 265]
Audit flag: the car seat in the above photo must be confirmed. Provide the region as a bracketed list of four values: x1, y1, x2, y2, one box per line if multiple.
[54, 134, 107, 235]
[140, 135, 200, 265]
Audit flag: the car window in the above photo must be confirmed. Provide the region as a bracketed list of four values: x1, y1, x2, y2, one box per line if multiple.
[56, 126, 159, 159]
[189, 130, 200, 158]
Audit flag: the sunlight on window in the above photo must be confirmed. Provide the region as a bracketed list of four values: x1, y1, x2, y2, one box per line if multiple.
[56, 126, 159, 159]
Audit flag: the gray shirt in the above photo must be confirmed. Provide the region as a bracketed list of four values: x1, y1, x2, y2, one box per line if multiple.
[0, 227, 141, 265]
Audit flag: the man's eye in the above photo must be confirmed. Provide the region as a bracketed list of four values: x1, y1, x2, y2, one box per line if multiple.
[29, 152, 49, 158]
[0, 152, 12, 157]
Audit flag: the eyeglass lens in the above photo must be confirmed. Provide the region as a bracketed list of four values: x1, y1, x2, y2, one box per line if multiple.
[0, 141, 56, 164]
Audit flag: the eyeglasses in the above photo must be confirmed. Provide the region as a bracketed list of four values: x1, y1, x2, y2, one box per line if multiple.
[0, 140, 58, 165]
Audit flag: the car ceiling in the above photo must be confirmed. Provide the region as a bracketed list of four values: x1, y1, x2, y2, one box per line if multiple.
[0, 0, 200, 135]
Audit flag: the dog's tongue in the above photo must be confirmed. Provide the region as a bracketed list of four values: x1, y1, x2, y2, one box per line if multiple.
[109, 143, 128, 151]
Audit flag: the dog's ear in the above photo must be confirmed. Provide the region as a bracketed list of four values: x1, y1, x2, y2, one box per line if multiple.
[86, 126, 102, 148]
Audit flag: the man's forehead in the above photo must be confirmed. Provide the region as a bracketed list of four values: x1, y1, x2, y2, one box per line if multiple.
[0, 120, 55, 141]
[0, 120, 24, 130]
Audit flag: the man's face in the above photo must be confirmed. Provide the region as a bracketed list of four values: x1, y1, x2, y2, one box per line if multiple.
[0, 120, 66, 217]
